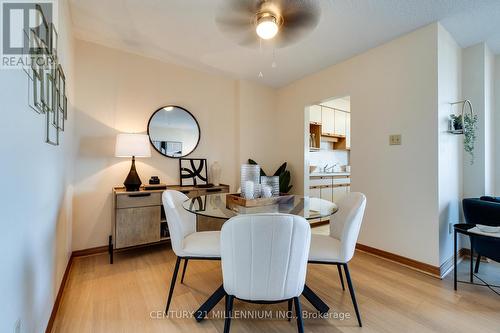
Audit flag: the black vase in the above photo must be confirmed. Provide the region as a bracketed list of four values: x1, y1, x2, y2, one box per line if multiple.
[124, 156, 142, 191]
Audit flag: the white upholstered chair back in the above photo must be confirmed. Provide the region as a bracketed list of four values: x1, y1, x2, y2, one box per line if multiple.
[329, 192, 367, 263]
[162, 190, 197, 256]
[220, 214, 311, 301]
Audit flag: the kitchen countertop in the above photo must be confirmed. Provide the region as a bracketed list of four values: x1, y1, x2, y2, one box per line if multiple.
[310, 172, 350, 177]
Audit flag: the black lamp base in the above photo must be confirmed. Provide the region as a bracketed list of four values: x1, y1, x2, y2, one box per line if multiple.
[124, 156, 142, 191]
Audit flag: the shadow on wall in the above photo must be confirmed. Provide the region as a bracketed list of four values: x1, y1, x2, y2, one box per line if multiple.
[72, 109, 120, 250]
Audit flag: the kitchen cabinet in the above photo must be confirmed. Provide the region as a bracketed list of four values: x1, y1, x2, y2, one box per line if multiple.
[321, 107, 335, 136]
[309, 105, 322, 124]
[309, 175, 350, 203]
[334, 110, 347, 136]
[309, 186, 321, 199]
[320, 186, 334, 202]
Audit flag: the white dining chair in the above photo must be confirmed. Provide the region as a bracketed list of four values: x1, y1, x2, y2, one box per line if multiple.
[220, 213, 311, 333]
[162, 190, 221, 313]
[308, 192, 367, 327]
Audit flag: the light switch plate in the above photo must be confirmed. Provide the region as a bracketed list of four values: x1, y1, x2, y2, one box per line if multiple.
[389, 134, 402, 145]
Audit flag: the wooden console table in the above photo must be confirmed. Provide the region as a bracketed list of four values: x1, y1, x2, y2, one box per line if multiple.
[110, 184, 230, 263]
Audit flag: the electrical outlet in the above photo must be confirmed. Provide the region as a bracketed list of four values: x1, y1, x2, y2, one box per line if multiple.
[14, 319, 21, 333]
[389, 134, 402, 145]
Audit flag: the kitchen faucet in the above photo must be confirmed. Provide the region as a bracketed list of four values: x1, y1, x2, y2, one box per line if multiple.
[323, 164, 337, 173]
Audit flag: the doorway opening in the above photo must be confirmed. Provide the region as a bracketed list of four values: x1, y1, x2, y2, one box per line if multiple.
[304, 96, 351, 220]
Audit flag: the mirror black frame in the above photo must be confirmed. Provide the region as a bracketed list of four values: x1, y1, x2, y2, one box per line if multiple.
[147, 105, 201, 158]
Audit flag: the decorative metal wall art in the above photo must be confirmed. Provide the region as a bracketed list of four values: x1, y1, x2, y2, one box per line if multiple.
[24, 6, 67, 146]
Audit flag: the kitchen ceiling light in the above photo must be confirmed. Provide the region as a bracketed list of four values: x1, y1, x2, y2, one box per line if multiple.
[256, 15, 279, 40]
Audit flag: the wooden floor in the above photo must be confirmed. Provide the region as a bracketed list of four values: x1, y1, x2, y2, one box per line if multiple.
[52, 230, 500, 333]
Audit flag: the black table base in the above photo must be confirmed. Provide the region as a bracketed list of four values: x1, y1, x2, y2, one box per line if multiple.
[454, 223, 500, 297]
[194, 284, 330, 322]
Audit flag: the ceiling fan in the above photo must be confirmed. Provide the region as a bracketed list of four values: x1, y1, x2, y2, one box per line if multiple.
[216, 0, 321, 48]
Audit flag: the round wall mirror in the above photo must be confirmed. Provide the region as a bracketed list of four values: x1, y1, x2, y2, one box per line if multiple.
[147, 105, 200, 158]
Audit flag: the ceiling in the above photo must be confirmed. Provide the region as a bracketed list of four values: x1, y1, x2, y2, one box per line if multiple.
[69, 0, 500, 87]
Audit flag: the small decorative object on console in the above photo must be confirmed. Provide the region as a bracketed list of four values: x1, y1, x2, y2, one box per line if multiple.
[210, 161, 222, 186]
[149, 176, 160, 184]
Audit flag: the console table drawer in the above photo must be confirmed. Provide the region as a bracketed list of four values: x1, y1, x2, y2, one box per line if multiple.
[116, 192, 162, 208]
[115, 206, 161, 248]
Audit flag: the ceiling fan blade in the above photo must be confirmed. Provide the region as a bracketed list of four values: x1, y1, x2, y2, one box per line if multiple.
[216, 16, 254, 30]
[238, 32, 260, 47]
[215, 0, 321, 49]
[274, 0, 320, 47]
[224, 0, 260, 16]
[281, 1, 320, 29]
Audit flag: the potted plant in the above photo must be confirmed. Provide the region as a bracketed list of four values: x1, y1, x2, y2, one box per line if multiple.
[449, 100, 477, 164]
[463, 113, 478, 164]
[449, 114, 463, 132]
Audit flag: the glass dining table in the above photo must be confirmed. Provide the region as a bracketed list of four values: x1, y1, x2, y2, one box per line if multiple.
[182, 193, 338, 322]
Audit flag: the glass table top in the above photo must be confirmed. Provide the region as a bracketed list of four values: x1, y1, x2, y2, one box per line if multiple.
[182, 193, 338, 220]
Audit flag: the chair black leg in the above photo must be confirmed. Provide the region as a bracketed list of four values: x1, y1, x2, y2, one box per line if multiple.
[474, 254, 481, 273]
[293, 297, 304, 333]
[224, 295, 234, 333]
[470, 240, 474, 283]
[287, 299, 293, 321]
[343, 264, 362, 327]
[108, 235, 113, 264]
[337, 265, 345, 291]
[181, 259, 189, 284]
[165, 257, 181, 314]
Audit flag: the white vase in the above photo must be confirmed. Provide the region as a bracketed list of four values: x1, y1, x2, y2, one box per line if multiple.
[243, 181, 255, 199]
[211, 161, 221, 186]
[262, 185, 273, 198]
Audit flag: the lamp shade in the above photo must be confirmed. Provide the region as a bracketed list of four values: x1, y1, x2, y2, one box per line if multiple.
[115, 134, 151, 157]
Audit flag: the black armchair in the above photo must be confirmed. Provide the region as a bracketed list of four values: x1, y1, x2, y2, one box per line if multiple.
[462, 197, 500, 272]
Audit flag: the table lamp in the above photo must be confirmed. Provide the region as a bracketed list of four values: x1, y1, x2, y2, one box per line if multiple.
[115, 133, 151, 191]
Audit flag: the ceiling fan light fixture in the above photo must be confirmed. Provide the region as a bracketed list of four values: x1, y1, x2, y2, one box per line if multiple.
[256, 15, 279, 40]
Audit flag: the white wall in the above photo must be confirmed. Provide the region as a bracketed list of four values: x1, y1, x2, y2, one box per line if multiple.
[462, 44, 485, 196]
[277, 24, 441, 266]
[236, 80, 279, 173]
[485, 47, 495, 196]
[0, 1, 75, 332]
[72, 41, 278, 251]
[72, 40, 242, 250]
[321, 98, 350, 111]
[437, 24, 463, 265]
[496, 55, 500, 195]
